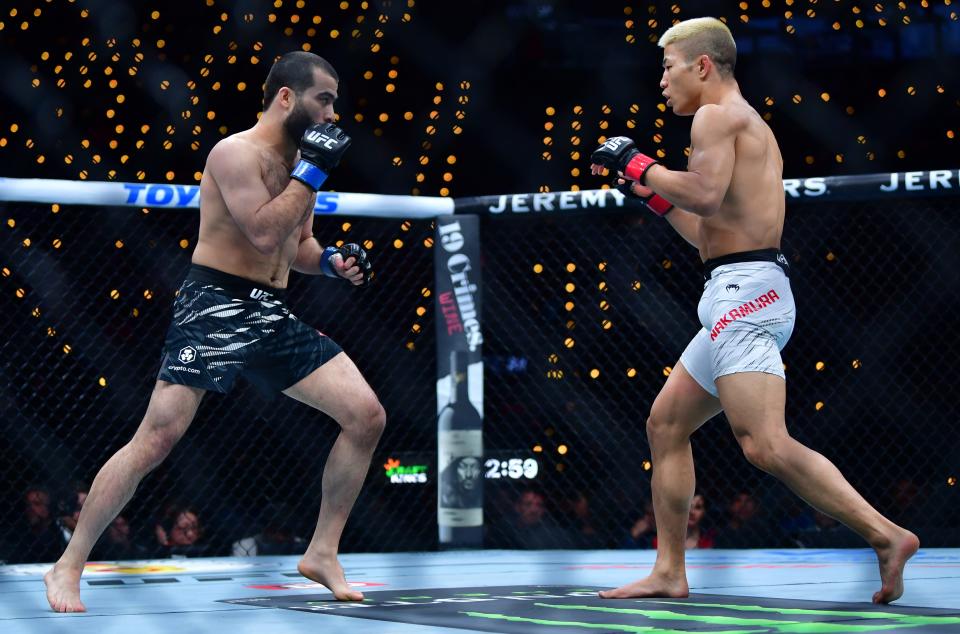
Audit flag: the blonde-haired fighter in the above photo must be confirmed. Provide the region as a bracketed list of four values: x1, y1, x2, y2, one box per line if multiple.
[590, 17, 918, 604]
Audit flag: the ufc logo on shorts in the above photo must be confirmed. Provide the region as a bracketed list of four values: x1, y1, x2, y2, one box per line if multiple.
[250, 288, 272, 300]
[305, 130, 337, 149]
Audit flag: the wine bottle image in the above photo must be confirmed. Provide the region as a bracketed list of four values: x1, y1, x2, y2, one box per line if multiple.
[438, 350, 483, 546]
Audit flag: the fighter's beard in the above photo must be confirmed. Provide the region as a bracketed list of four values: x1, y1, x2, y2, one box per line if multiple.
[283, 100, 313, 145]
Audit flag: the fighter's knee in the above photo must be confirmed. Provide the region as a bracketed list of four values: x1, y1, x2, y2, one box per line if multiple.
[133, 416, 190, 467]
[739, 438, 766, 470]
[645, 414, 661, 439]
[345, 398, 386, 441]
[369, 401, 387, 435]
[645, 410, 678, 442]
[739, 435, 786, 474]
[131, 435, 174, 470]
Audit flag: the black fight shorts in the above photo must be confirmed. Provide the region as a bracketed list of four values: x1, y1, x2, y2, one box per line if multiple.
[157, 264, 342, 394]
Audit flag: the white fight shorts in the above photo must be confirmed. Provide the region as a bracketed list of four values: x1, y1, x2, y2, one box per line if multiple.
[679, 249, 795, 397]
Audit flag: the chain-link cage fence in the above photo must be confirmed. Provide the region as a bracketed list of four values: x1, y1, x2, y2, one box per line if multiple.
[2, 193, 958, 564]
[0, 205, 438, 563]
[481, 194, 960, 551]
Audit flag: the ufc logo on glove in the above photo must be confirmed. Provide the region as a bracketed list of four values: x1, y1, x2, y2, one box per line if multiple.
[305, 130, 338, 149]
[601, 137, 629, 152]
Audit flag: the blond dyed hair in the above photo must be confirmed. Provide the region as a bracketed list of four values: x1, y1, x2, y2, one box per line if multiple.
[658, 17, 737, 78]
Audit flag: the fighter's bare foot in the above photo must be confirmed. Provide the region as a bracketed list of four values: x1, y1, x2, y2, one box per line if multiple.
[298, 552, 364, 601]
[872, 529, 919, 604]
[599, 573, 689, 600]
[44, 563, 86, 613]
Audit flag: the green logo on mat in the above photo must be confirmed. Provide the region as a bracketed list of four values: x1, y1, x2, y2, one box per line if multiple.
[462, 598, 960, 633]
[225, 584, 960, 633]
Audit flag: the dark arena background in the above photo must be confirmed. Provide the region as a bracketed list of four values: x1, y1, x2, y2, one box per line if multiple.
[1, 2, 959, 631]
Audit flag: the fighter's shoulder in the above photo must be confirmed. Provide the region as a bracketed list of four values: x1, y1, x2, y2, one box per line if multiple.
[208, 132, 259, 158]
[691, 103, 751, 136]
[207, 133, 262, 173]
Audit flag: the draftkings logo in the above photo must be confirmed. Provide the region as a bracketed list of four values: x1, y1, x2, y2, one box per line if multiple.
[383, 458, 428, 484]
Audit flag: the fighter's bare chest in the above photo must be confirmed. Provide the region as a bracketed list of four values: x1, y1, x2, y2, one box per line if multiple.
[259, 156, 316, 215]
[261, 161, 293, 199]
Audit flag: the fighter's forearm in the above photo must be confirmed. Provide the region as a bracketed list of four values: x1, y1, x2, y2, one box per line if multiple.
[646, 165, 722, 217]
[292, 236, 326, 275]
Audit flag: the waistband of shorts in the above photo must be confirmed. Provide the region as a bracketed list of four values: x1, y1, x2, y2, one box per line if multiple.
[184, 264, 286, 301]
[703, 248, 789, 280]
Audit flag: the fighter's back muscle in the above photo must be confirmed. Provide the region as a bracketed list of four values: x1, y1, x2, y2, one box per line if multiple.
[696, 100, 784, 257]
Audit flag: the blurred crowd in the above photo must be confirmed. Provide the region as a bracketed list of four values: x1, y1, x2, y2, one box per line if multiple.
[3, 476, 939, 564]
[2, 482, 306, 564]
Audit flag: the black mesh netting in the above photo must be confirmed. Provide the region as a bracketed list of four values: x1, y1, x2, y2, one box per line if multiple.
[1, 194, 957, 564]
[0, 207, 437, 562]
[481, 196, 959, 551]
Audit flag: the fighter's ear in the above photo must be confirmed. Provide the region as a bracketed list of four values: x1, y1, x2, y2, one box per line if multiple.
[697, 54, 713, 79]
[276, 86, 295, 108]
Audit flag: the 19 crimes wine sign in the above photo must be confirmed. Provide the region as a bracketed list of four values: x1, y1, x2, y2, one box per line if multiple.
[434, 215, 484, 547]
